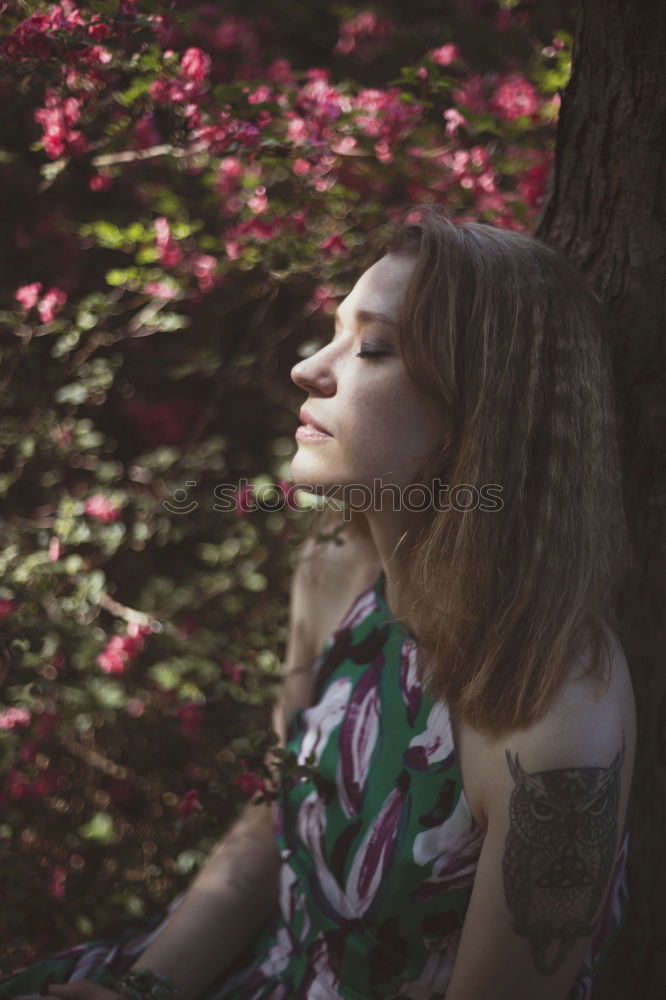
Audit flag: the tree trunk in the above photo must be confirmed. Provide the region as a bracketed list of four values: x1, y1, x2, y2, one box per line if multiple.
[534, 2, 666, 997]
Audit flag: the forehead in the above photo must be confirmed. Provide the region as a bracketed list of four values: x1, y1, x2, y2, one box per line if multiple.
[338, 253, 416, 320]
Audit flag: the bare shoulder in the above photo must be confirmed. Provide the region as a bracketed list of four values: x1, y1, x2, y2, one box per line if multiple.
[294, 522, 381, 655]
[269, 523, 381, 758]
[457, 626, 636, 832]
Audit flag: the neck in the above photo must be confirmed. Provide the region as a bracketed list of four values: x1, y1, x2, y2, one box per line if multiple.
[360, 507, 418, 622]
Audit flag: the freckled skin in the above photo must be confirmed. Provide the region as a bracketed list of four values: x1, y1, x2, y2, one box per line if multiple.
[290, 254, 448, 500]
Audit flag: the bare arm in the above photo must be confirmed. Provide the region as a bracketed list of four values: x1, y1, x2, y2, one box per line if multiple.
[125, 540, 322, 1000]
[446, 645, 635, 1000]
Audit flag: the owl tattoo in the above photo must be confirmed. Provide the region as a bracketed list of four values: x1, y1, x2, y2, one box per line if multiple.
[502, 739, 624, 975]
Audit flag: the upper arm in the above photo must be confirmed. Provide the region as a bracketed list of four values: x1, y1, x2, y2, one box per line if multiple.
[447, 665, 635, 999]
[238, 538, 321, 835]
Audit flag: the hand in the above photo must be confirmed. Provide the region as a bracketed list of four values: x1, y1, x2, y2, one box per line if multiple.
[46, 981, 122, 1000]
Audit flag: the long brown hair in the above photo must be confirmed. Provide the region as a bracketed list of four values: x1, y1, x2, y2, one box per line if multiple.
[298, 205, 634, 737]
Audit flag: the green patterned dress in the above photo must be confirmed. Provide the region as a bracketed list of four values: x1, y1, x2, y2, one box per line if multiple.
[0, 569, 628, 999]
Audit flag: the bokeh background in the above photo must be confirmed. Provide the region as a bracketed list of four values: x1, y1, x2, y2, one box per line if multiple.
[1, 1, 663, 997]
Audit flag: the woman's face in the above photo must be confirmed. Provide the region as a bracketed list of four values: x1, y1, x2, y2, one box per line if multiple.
[290, 252, 448, 503]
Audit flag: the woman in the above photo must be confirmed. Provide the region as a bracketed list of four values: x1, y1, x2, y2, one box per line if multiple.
[3, 205, 635, 999]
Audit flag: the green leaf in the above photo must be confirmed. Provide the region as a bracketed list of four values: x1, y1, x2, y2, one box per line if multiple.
[90, 678, 127, 709]
[149, 662, 181, 690]
[55, 383, 86, 405]
[78, 811, 117, 844]
[106, 267, 140, 287]
[117, 77, 154, 107]
[148, 312, 190, 333]
[89, 220, 125, 249]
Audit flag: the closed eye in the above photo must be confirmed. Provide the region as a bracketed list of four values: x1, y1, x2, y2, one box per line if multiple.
[356, 348, 391, 360]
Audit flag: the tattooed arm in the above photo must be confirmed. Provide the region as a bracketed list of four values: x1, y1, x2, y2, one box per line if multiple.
[445, 638, 635, 1000]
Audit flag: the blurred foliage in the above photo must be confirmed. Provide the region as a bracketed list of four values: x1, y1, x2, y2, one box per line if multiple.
[0, 0, 572, 969]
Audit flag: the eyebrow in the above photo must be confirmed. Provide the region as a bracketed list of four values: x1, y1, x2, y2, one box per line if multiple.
[334, 308, 398, 329]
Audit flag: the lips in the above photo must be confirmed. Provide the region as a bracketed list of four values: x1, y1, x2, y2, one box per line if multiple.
[299, 407, 332, 435]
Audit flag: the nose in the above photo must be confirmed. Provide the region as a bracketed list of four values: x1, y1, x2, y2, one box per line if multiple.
[290, 346, 336, 396]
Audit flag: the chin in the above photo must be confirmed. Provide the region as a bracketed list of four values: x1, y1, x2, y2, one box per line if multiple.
[289, 456, 347, 498]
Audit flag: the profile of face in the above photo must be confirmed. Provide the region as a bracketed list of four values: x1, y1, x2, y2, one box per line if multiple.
[290, 253, 448, 503]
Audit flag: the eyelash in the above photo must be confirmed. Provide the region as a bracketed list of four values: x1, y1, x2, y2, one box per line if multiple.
[356, 349, 390, 360]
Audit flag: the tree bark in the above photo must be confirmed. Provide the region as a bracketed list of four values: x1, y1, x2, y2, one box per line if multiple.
[534, 2, 666, 997]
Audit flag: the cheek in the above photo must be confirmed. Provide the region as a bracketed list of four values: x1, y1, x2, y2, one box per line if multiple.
[340, 381, 441, 471]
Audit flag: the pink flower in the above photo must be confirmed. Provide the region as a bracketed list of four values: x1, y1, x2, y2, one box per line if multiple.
[19, 741, 39, 763]
[374, 139, 392, 163]
[518, 160, 551, 211]
[31, 769, 59, 797]
[453, 74, 487, 114]
[85, 494, 121, 523]
[124, 621, 152, 656]
[248, 85, 272, 104]
[287, 115, 309, 145]
[97, 636, 129, 675]
[154, 216, 183, 268]
[14, 282, 42, 311]
[490, 73, 539, 120]
[429, 44, 460, 66]
[84, 45, 112, 66]
[443, 107, 467, 137]
[319, 233, 347, 256]
[0, 599, 17, 621]
[179, 788, 202, 819]
[88, 17, 112, 42]
[307, 285, 337, 314]
[35, 710, 58, 740]
[194, 253, 217, 292]
[126, 698, 145, 718]
[96, 625, 149, 676]
[49, 865, 67, 900]
[133, 112, 161, 149]
[233, 759, 266, 800]
[247, 187, 268, 214]
[33, 89, 88, 160]
[0, 707, 31, 730]
[176, 701, 203, 739]
[222, 660, 245, 684]
[180, 47, 211, 83]
[266, 58, 294, 86]
[217, 156, 242, 196]
[352, 88, 421, 144]
[48, 537, 61, 563]
[37, 287, 67, 324]
[89, 173, 113, 192]
[143, 280, 178, 300]
[334, 11, 395, 60]
[494, 7, 529, 32]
